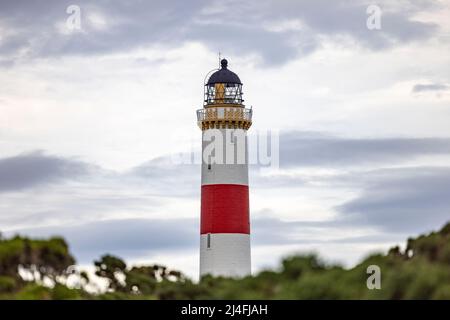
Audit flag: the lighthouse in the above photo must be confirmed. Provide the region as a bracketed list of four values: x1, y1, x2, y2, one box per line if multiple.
[197, 59, 252, 278]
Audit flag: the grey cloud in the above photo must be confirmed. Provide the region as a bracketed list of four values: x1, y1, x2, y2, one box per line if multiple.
[0, 191, 166, 231]
[253, 214, 408, 245]
[280, 131, 450, 168]
[336, 166, 450, 233]
[128, 131, 450, 184]
[255, 166, 450, 239]
[123, 132, 450, 192]
[2, 131, 450, 194]
[0, 151, 91, 192]
[5, 216, 404, 265]
[0, 0, 439, 66]
[4, 218, 199, 264]
[412, 83, 449, 93]
[3, 131, 450, 243]
[128, 157, 200, 197]
[268, 0, 438, 50]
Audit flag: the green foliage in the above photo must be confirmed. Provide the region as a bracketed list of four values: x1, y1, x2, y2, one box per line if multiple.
[124, 266, 158, 294]
[1, 221, 449, 300]
[51, 283, 83, 300]
[281, 254, 326, 280]
[0, 276, 16, 293]
[0, 235, 75, 281]
[14, 284, 52, 300]
[94, 255, 127, 291]
[432, 284, 450, 299]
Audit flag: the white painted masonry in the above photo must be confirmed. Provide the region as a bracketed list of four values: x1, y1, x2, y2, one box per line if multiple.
[200, 233, 251, 277]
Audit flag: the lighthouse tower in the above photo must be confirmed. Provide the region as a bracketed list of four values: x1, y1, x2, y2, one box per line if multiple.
[197, 59, 253, 278]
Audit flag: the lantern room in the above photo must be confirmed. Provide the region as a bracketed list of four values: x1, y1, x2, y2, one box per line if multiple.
[204, 59, 244, 106]
[197, 58, 252, 130]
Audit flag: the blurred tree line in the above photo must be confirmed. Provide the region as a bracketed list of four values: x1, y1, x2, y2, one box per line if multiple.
[0, 222, 449, 300]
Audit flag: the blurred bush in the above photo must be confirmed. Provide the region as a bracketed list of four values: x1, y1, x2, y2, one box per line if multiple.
[1, 222, 449, 300]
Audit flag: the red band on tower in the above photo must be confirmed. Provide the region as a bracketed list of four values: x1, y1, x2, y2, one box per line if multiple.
[201, 184, 250, 234]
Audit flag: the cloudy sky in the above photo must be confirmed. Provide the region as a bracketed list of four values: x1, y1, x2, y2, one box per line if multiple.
[1, 0, 450, 279]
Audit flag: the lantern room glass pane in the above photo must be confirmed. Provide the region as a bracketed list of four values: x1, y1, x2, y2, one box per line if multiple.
[204, 83, 243, 105]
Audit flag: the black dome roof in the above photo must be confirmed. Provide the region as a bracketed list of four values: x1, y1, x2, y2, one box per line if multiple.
[206, 59, 242, 85]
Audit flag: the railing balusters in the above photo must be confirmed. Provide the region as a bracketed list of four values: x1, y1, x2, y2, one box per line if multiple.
[197, 107, 252, 125]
